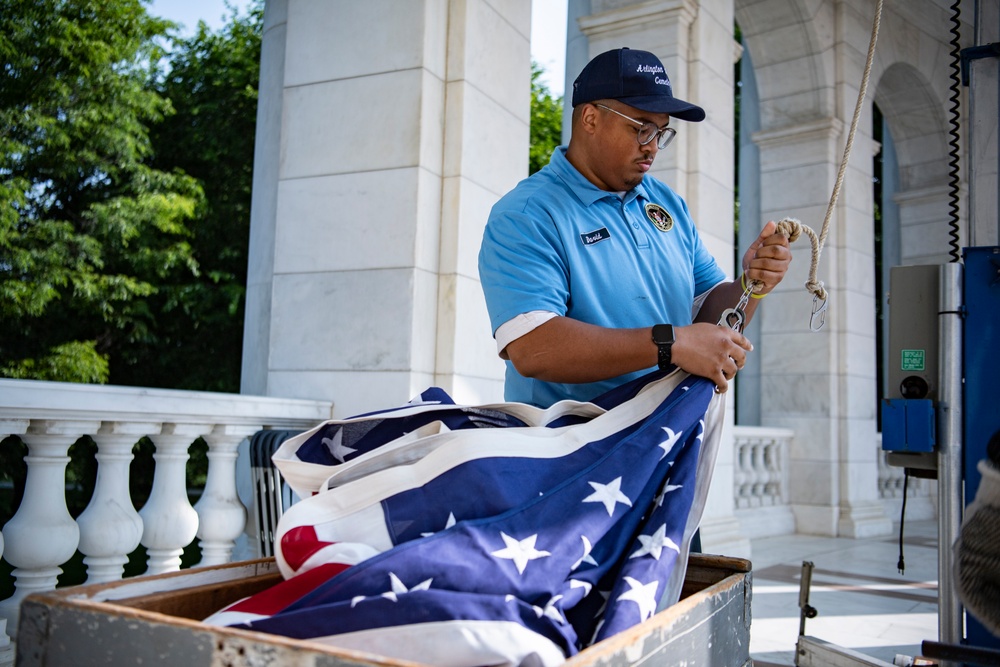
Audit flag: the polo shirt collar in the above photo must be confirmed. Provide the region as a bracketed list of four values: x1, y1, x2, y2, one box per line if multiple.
[549, 146, 649, 207]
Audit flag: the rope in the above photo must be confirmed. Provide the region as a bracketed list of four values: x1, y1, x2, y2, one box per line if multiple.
[750, 0, 883, 329]
[771, 217, 826, 300]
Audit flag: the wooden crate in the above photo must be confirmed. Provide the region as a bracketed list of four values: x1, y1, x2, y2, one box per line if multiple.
[16, 554, 752, 667]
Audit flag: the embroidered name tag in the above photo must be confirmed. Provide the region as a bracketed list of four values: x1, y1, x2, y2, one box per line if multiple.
[580, 227, 611, 246]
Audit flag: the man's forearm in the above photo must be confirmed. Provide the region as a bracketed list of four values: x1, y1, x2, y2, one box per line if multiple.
[503, 317, 656, 384]
[695, 277, 761, 328]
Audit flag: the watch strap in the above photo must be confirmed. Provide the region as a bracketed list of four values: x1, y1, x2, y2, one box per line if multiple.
[651, 324, 674, 371]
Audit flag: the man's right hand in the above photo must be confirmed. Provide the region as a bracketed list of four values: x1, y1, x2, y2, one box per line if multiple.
[671, 322, 753, 393]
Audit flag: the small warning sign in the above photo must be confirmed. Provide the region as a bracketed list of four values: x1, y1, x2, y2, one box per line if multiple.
[901, 349, 925, 371]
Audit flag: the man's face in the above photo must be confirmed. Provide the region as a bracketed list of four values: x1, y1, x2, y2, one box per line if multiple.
[588, 102, 671, 192]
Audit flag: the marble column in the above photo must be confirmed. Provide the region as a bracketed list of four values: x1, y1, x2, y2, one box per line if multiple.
[753, 116, 890, 538]
[243, 0, 525, 417]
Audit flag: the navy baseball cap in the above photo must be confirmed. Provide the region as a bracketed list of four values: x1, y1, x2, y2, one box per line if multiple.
[571, 47, 706, 122]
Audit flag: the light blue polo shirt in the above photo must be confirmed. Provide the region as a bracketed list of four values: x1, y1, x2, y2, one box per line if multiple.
[478, 146, 726, 408]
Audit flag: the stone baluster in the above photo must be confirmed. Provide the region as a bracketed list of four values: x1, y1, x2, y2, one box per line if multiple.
[742, 440, 753, 508]
[758, 439, 774, 505]
[876, 448, 889, 497]
[749, 440, 766, 506]
[877, 448, 902, 498]
[77, 422, 158, 583]
[0, 420, 98, 637]
[194, 424, 258, 566]
[0, 524, 12, 666]
[746, 437, 760, 507]
[0, 419, 26, 654]
[734, 440, 751, 509]
[139, 423, 210, 575]
[764, 439, 783, 504]
[751, 439, 770, 507]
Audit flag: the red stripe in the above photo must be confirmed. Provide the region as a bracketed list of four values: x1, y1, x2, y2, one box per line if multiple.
[281, 525, 330, 572]
[228, 562, 350, 615]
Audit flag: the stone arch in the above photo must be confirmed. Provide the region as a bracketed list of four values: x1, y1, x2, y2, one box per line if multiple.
[735, 0, 834, 129]
[874, 63, 949, 193]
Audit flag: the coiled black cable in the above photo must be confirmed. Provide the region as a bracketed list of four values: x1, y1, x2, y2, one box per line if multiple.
[946, 0, 962, 263]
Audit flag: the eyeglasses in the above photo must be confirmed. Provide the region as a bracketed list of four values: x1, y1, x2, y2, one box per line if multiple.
[595, 103, 677, 149]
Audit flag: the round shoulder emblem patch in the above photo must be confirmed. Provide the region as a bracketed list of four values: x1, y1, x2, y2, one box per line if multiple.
[645, 203, 673, 232]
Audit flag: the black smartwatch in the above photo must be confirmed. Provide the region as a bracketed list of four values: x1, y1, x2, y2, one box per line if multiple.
[651, 324, 674, 371]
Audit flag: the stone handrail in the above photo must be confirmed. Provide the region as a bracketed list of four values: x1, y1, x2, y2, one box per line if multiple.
[0, 378, 333, 654]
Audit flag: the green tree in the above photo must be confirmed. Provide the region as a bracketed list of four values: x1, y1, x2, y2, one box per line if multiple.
[529, 62, 563, 175]
[0, 0, 202, 384]
[137, 0, 263, 392]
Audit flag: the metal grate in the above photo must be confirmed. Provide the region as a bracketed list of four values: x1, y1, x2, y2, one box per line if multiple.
[248, 429, 302, 558]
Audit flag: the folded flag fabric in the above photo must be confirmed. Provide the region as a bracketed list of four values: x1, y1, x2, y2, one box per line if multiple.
[205, 370, 725, 667]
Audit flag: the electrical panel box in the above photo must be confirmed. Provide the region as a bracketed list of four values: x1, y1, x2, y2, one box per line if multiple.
[887, 265, 940, 400]
[880, 398, 936, 452]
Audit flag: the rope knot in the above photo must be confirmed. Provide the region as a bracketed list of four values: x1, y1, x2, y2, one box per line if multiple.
[805, 279, 828, 301]
[773, 216, 826, 303]
[775, 217, 803, 243]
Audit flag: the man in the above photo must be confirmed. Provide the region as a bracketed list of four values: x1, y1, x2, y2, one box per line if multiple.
[479, 47, 792, 408]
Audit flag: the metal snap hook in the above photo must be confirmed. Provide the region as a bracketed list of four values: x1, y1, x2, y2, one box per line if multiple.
[809, 294, 828, 331]
[719, 307, 746, 333]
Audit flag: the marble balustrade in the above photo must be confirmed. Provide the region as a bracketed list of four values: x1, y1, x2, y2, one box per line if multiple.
[0, 378, 332, 655]
[733, 426, 792, 510]
[731, 429, 937, 529]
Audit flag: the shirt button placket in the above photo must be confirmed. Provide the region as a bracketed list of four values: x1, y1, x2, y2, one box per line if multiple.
[623, 198, 650, 249]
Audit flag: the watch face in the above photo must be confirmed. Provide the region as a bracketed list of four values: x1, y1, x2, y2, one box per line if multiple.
[652, 324, 674, 344]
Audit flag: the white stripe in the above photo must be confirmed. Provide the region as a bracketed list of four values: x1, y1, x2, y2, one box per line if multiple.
[275, 394, 607, 498]
[202, 609, 267, 627]
[273, 371, 711, 562]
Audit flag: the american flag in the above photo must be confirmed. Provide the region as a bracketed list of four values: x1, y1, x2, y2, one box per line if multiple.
[206, 370, 724, 667]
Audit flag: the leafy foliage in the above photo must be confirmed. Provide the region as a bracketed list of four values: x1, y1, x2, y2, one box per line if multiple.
[0, 0, 203, 384]
[529, 62, 563, 175]
[138, 0, 264, 392]
[0, 0, 263, 392]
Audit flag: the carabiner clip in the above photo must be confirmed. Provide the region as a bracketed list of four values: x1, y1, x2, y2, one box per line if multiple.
[809, 294, 828, 331]
[719, 307, 746, 333]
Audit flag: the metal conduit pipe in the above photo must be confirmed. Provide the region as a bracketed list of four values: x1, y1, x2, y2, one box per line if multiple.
[937, 262, 964, 650]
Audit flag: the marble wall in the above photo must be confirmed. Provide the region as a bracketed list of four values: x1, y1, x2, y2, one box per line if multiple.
[242, 0, 524, 417]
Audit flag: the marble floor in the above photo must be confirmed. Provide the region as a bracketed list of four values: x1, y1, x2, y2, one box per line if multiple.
[747, 519, 941, 666]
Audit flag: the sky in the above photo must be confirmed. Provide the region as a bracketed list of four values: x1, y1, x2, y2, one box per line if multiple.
[146, 0, 568, 96]
[530, 0, 568, 96]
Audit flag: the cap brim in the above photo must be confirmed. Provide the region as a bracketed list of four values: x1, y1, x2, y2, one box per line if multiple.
[618, 95, 706, 122]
